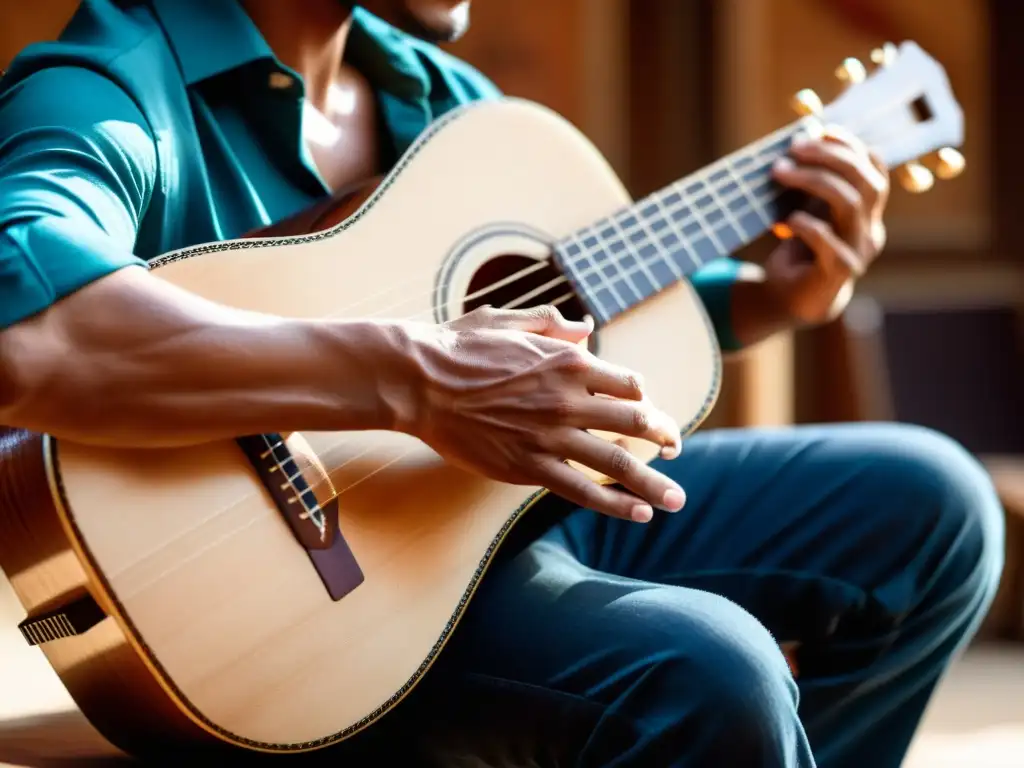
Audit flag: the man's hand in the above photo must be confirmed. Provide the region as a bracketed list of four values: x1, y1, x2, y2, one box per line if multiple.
[396, 305, 686, 523]
[764, 125, 890, 326]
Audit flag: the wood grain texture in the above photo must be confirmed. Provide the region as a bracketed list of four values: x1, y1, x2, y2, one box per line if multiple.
[0, 431, 215, 758]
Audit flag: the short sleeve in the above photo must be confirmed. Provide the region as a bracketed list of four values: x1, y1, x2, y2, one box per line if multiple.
[0, 66, 156, 329]
[689, 257, 741, 352]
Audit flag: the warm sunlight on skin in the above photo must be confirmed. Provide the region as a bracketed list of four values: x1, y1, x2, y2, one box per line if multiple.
[327, 83, 359, 117]
[447, 0, 469, 35]
[302, 84, 358, 149]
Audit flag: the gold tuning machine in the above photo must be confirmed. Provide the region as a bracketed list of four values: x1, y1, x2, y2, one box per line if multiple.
[895, 162, 935, 194]
[791, 88, 823, 117]
[926, 147, 967, 180]
[870, 42, 899, 67]
[835, 57, 867, 87]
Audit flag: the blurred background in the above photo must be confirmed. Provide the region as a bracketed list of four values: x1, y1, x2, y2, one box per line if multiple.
[1, 1, 1023, 765]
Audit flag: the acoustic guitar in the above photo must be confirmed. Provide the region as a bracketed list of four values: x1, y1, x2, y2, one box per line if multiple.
[0, 42, 965, 757]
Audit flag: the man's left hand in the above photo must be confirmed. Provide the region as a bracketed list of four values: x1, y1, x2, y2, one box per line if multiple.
[764, 126, 890, 326]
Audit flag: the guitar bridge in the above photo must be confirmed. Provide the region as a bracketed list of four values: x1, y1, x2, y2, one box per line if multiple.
[237, 433, 365, 602]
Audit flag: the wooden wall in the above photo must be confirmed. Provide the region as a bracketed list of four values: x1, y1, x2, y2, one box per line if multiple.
[447, 0, 631, 180]
[757, 0, 990, 254]
[713, 0, 998, 427]
[761, 0, 1000, 425]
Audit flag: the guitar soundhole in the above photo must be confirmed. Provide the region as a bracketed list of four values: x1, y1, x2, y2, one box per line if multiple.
[463, 254, 588, 322]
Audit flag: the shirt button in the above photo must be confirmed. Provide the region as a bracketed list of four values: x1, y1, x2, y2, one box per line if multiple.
[268, 72, 294, 90]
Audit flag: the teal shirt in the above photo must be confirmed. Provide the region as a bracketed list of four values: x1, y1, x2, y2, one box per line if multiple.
[0, 0, 740, 347]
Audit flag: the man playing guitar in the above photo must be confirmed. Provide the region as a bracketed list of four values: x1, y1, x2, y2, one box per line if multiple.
[0, 1, 1004, 765]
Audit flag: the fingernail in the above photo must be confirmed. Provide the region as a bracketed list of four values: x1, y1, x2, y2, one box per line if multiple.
[631, 504, 653, 523]
[662, 488, 686, 512]
[773, 157, 795, 173]
[823, 123, 844, 139]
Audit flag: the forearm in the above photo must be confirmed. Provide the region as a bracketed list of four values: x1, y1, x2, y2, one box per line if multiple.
[0, 267, 413, 447]
[727, 264, 796, 350]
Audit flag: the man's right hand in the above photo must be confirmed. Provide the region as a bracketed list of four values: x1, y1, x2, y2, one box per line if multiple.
[0, 268, 685, 520]
[395, 305, 686, 523]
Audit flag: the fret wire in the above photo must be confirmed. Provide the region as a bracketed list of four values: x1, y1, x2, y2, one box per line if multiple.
[571, 119, 803, 249]
[632, 167, 766, 266]
[604, 210, 663, 297]
[572, 149, 776, 266]
[704, 167, 752, 245]
[647, 193, 688, 281]
[566, 149, 781, 278]
[565, 199, 749, 311]
[645, 119, 800, 208]
[558, 119, 813, 315]
[562, 178, 765, 303]
[625, 200, 674, 291]
[559, 169, 784, 308]
[567, 232, 628, 315]
[568, 165, 770, 280]
[690, 119, 808, 187]
[589, 224, 647, 303]
[640, 117, 802, 224]
[566, 198, 763, 312]
[647, 187, 704, 270]
[553, 103, 929, 319]
[724, 155, 773, 229]
[555, 147, 806, 320]
[580, 229, 635, 312]
[672, 178, 729, 256]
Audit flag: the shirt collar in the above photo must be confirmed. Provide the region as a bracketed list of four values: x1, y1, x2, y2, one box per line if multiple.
[149, 0, 437, 103]
[347, 6, 432, 102]
[149, 0, 274, 86]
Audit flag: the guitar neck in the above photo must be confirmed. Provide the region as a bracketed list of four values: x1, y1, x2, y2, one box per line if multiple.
[554, 120, 808, 325]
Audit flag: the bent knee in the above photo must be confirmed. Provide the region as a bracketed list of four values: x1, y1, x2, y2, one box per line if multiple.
[863, 424, 1005, 598]
[631, 590, 798, 729]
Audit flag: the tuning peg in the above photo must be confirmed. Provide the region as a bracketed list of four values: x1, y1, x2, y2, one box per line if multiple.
[835, 57, 867, 87]
[928, 147, 966, 180]
[895, 162, 935, 193]
[791, 88, 823, 117]
[870, 42, 899, 67]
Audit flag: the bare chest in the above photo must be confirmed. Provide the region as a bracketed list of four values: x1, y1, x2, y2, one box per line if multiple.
[302, 68, 382, 192]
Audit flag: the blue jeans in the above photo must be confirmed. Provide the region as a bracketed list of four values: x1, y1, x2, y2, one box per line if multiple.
[341, 423, 1005, 767]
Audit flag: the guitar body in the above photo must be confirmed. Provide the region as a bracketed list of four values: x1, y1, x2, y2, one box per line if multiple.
[0, 99, 720, 756]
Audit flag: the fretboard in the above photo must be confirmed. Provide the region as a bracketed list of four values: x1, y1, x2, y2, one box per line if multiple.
[554, 120, 807, 325]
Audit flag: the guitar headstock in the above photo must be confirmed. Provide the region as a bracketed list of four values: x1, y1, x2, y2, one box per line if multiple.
[790, 41, 965, 193]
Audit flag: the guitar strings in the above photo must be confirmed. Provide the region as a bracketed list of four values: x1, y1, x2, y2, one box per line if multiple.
[112, 110, 918, 588]
[112, 112, 912, 587]
[336, 104, 901, 331]
[313, 120, 806, 327]
[292, 139, 818, 506]
[315, 153, 795, 336]
[277, 110, 908, 513]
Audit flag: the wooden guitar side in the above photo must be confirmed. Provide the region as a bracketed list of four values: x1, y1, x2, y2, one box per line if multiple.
[0, 429, 217, 756]
[0, 183, 379, 758]
[0, 99, 721, 755]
